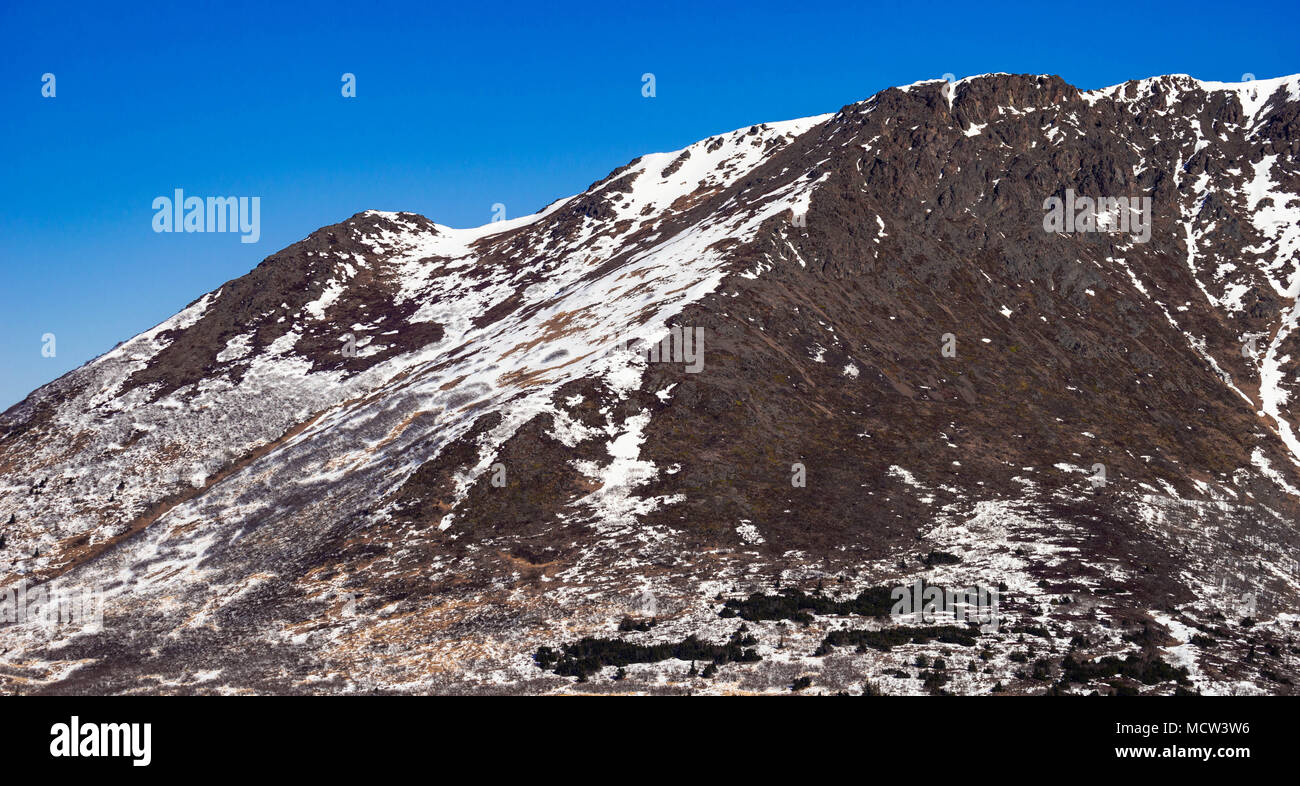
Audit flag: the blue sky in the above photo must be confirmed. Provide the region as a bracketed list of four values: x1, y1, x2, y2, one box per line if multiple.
[1, 0, 1296, 409]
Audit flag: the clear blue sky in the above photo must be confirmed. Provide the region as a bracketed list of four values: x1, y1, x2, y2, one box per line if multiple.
[1, 0, 1295, 410]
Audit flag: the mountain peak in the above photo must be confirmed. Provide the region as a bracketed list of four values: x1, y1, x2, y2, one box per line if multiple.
[4, 72, 1300, 695]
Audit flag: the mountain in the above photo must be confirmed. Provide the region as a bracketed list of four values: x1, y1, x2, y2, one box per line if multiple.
[3, 73, 1300, 695]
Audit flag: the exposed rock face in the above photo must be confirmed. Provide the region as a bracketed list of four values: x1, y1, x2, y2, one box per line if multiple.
[3, 73, 1300, 695]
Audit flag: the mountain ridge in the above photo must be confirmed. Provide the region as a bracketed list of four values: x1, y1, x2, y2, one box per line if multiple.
[4, 72, 1300, 695]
